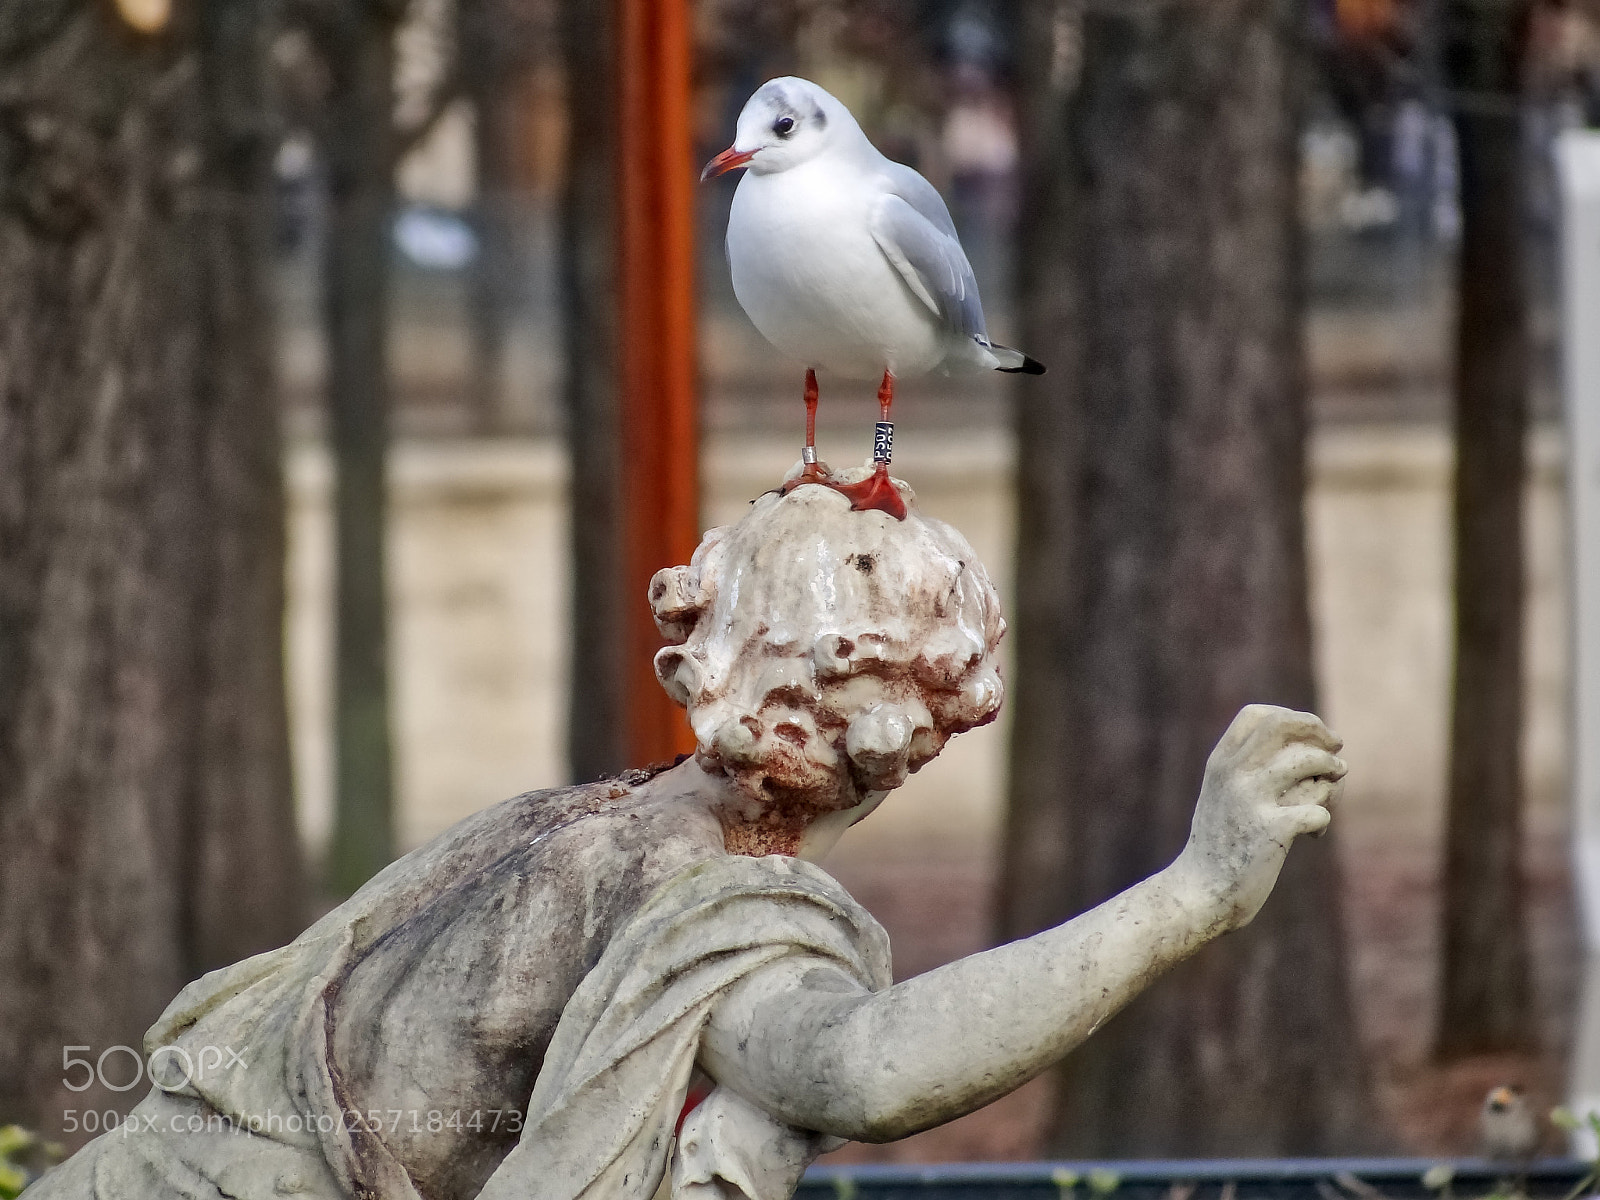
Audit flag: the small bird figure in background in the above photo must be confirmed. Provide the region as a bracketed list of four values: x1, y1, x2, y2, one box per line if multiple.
[702, 77, 1043, 521]
[1481, 1084, 1539, 1163]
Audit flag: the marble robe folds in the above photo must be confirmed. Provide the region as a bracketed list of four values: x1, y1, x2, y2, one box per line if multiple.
[31, 853, 889, 1200]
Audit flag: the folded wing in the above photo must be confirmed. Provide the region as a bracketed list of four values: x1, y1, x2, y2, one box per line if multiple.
[869, 164, 988, 341]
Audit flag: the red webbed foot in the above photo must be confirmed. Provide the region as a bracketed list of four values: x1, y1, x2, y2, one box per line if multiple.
[778, 460, 834, 495]
[829, 463, 908, 521]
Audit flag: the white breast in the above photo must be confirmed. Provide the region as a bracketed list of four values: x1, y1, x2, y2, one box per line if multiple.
[727, 163, 947, 381]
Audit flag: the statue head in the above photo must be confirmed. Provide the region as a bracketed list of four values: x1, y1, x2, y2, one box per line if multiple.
[649, 476, 1005, 852]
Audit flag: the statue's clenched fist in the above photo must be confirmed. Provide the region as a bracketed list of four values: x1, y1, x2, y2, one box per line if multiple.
[1172, 704, 1346, 931]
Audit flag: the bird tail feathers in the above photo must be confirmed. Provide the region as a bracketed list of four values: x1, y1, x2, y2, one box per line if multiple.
[978, 337, 1045, 375]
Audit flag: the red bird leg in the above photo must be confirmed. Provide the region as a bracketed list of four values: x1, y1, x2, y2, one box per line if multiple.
[832, 369, 907, 520]
[805, 368, 819, 459]
[872, 368, 895, 465]
[780, 369, 831, 494]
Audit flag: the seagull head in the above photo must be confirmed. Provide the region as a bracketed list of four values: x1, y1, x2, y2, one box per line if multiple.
[701, 77, 857, 181]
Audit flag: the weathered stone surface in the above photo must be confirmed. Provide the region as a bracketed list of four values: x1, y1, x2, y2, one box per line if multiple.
[650, 479, 1004, 856]
[31, 477, 1343, 1200]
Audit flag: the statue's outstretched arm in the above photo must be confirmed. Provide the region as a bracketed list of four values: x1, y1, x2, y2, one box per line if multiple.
[698, 704, 1344, 1143]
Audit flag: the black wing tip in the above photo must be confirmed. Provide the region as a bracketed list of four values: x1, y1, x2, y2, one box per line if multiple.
[999, 356, 1046, 376]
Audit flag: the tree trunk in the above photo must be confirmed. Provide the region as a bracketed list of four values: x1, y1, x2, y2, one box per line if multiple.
[1002, 0, 1379, 1154]
[560, 0, 628, 781]
[1436, 0, 1536, 1060]
[319, 1, 400, 896]
[0, 0, 302, 1139]
[458, 0, 515, 434]
[465, 95, 513, 435]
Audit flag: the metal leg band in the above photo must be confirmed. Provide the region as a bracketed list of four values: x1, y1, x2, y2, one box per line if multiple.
[873, 421, 894, 464]
[802, 445, 818, 466]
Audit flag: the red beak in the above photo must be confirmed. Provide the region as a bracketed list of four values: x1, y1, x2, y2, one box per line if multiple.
[700, 147, 756, 181]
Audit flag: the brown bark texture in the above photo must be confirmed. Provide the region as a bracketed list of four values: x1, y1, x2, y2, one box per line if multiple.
[1436, 0, 1536, 1060]
[0, 0, 303, 1139]
[459, 0, 508, 434]
[560, 0, 629, 782]
[1001, 0, 1380, 1154]
[457, 0, 555, 433]
[314, 0, 401, 897]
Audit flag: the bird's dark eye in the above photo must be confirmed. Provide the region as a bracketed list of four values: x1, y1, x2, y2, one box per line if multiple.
[773, 116, 796, 138]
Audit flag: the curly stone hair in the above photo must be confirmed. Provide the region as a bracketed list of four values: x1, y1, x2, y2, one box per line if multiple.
[647, 481, 1005, 812]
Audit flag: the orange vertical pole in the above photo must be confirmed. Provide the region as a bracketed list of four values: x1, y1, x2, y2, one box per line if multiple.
[617, 0, 700, 764]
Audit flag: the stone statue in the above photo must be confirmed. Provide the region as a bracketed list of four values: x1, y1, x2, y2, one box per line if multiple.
[32, 470, 1344, 1200]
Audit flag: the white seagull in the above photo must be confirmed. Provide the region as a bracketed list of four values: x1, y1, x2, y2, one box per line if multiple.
[703, 76, 1043, 520]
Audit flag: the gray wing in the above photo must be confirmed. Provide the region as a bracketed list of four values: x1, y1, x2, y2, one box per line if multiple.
[869, 164, 988, 340]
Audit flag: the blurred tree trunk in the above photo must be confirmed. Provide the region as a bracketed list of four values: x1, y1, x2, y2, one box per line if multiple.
[1436, 0, 1536, 1059]
[458, 0, 518, 434]
[1002, 0, 1379, 1154]
[465, 73, 513, 435]
[559, 0, 627, 781]
[453, 0, 559, 435]
[0, 0, 302, 1138]
[314, 0, 401, 895]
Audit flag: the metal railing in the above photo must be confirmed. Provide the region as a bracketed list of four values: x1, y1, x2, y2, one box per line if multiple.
[796, 1158, 1593, 1200]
